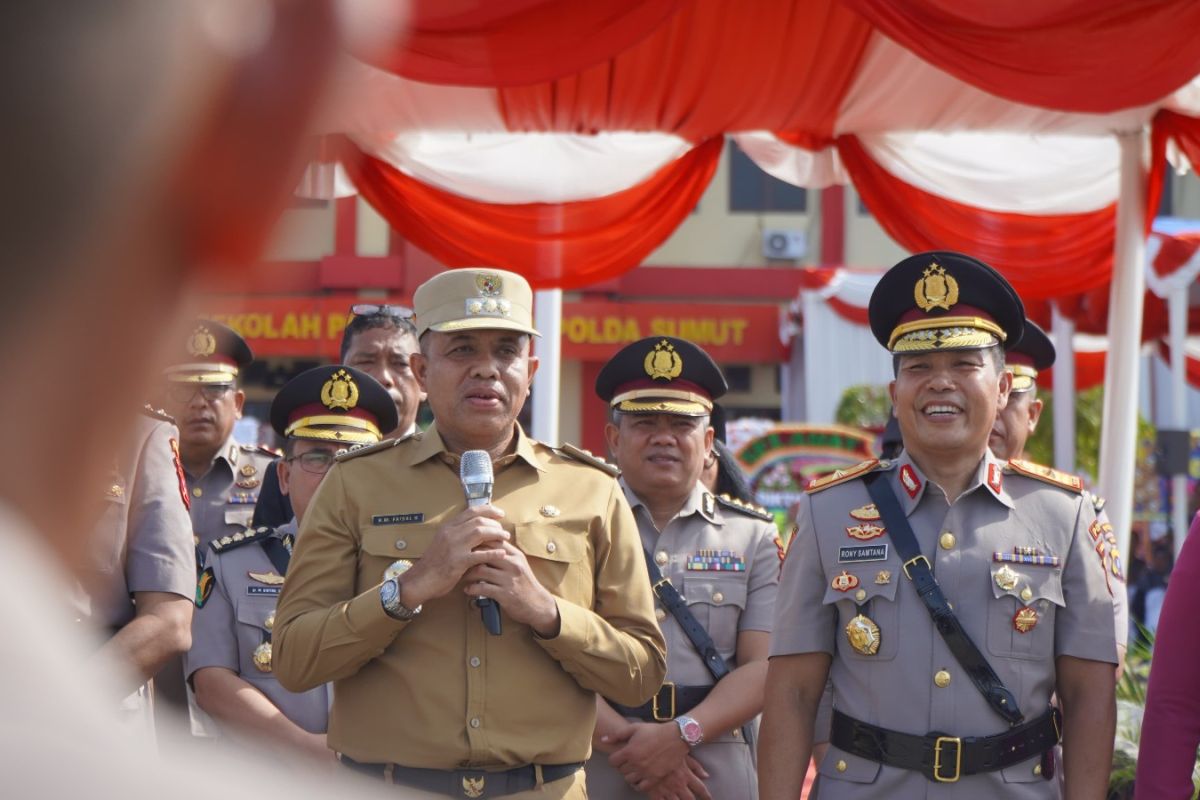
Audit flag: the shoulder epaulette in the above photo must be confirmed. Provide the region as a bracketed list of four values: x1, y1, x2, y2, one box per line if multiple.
[805, 459, 882, 495]
[140, 404, 176, 424]
[335, 432, 416, 462]
[241, 443, 282, 458]
[1083, 489, 1107, 513]
[1005, 458, 1083, 493]
[210, 526, 272, 555]
[556, 443, 620, 477]
[715, 492, 773, 521]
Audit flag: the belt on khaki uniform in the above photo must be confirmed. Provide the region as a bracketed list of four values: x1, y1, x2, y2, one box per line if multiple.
[829, 707, 1061, 784]
[339, 755, 583, 798]
[611, 682, 712, 722]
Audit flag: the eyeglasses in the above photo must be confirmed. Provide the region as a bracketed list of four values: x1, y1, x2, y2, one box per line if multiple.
[166, 384, 233, 405]
[350, 303, 414, 319]
[285, 451, 337, 475]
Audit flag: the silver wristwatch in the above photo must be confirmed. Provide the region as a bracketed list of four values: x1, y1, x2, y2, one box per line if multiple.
[380, 575, 421, 621]
[675, 715, 704, 747]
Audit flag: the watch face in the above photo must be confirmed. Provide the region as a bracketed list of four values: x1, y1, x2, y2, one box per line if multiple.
[680, 718, 703, 744]
[380, 578, 399, 605]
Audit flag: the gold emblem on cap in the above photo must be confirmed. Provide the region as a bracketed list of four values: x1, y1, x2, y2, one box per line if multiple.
[845, 613, 881, 656]
[252, 641, 272, 672]
[644, 339, 683, 381]
[475, 272, 503, 297]
[321, 368, 359, 411]
[914, 262, 960, 312]
[187, 326, 217, 358]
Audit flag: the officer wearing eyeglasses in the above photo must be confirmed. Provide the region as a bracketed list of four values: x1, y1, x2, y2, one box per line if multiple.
[160, 320, 280, 553]
[187, 365, 397, 758]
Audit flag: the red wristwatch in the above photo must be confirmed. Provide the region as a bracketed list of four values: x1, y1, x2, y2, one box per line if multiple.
[675, 715, 704, 746]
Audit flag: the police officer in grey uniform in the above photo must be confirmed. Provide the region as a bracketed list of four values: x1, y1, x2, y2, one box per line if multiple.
[589, 337, 780, 800]
[78, 404, 196, 729]
[188, 365, 397, 759]
[161, 320, 279, 553]
[760, 252, 1118, 799]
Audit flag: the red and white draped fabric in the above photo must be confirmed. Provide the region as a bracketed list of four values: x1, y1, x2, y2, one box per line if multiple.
[304, 0, 1200, 292]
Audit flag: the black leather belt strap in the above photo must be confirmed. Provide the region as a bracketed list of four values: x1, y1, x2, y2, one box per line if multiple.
[864, 472, 1024, 726]
[612, 683, 712, 722]
[643, 548, 731, 682]
[830, 707, 1061, 783]
[340, 756, 582, 798]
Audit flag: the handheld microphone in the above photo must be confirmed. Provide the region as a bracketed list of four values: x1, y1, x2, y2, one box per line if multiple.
[460, 450, 501, 635]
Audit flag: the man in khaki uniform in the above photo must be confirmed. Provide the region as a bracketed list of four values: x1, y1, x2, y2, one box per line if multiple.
[188, 365, 398, 762]
[588, 337, 779, 800]
[760, 252, 1117, 799]
[274, 268, 666, 799]
[988, 320, 1129, 675]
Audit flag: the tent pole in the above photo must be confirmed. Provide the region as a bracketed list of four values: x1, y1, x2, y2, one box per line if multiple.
[1169, 285, 1189, 554]
[1050, 303, 1076, 473]
[532, 288, 562, 444]
[1098, 130, 1148, 569]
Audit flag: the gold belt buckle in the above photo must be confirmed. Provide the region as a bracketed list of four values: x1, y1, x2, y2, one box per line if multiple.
[932, 736, 962, 783]
[903, 555, 931, 581]
[652, 682, 676, 721]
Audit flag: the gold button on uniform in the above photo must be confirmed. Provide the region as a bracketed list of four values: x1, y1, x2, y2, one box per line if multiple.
[470, 717, 481, 729]
[1020, 586, 1033, 602]
[264, 611, 275, 631]
[934, 670, 952, 688]
[469, 656, 481, 668]
[1033, 764, 1042, 776]
[939, 531, 956, 550]
[655, 551, 669, 566]
[545, 541, 557, 554]
[192, 487, 203, 498]
[836, 760, 847, 773]
[854, 589, 867, 602]
[712, 592, 724, 604]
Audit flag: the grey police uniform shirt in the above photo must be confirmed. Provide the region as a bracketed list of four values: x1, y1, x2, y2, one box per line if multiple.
[185, 436, 278, 555]
[186, 521, 330, 734]
[587, 479, 779, 800]
[76, 415, 195, 629]
[771, 450, 1116, 799]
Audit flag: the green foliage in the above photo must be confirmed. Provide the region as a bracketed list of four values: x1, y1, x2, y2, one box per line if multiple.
[1025, 386, 1106, 481]
[834, 384, 892, 430]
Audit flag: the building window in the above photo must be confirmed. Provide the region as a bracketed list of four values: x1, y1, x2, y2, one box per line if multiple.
[728, 141, 807, 213]
[724, 365, 753, 393]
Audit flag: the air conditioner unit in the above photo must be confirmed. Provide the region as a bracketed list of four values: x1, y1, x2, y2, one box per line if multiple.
[762, 229, 806, 260]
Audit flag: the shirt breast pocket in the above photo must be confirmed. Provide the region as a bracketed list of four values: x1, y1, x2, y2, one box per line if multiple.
[514, 523, 589, 606]
[360, 525, 435, 582]
[822, 573, 899, 662]
[235, 600, 276, 675]
[986, 565, 1063, 661]
[680, 575, 748, 654]
[224, 508, 254, 529]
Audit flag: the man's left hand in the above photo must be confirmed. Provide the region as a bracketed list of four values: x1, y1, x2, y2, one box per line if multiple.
[462, 541, 560, 637]
[609, 721, 691, 790]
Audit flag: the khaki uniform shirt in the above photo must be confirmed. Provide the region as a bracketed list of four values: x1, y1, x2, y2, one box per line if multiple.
[187, 521, 329, 734]
[77, 414, 195, 629]
[186, 436, 278, 555]
[588, 480, 779, 800]
[273, 424, 666, 770]
[772, 450, 1116, 799]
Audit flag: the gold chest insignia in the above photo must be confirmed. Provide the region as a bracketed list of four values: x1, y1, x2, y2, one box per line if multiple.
[321, 368, 359, 411]
[248, 571, 285, 586]
[845, 614, 881, 655]
[643, 339, 683, 381]
[236, 478, 261, 490]
[831, 571, 860, 592]
[187, 326, 217, 357]
[252, 641, 273, 672]
[1013, 606, 1039, 633]
[848, 503, 880, 521]
[993, 565, 1020, 592]
[874, 570, 891, 585]
[914, 262, 959, 312]
[462, 776, 486, 798]
[108, 484, 125, 498]
[846, 522, 885, 541]
[240, 464, 258, 477]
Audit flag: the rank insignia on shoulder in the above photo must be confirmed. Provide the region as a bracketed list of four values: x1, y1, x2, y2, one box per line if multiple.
[336, 435, 407, 462]
[211, 526, 271, 554]
[806, 459, 880, 494]
[846, 522, 885, 541]
[140, 404, 176, 424]
[848, 503, 880, 521]
[556, 443, 620, 477]
[715, 493, 773, 521]
[1005, 459, 1082, 492]
[195, 567, 215, 608]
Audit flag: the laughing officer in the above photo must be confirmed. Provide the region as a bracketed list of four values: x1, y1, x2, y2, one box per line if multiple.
[588, 337, 779, 800]
[760, 252, 1118, 799]
[272, 268, 666, 800]
[987, 320, 1129, 678]
[187, 365, 397, 761]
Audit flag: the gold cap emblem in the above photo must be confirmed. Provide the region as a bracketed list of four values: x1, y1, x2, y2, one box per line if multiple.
[320, 368, 359, 411]
[914, 262, 959, 312]
[643, 339, 683, 381]
[187, 326, 217, 358]
[475, 272, 502, 297]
